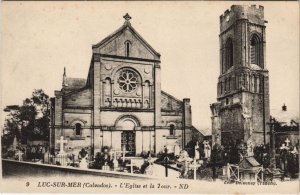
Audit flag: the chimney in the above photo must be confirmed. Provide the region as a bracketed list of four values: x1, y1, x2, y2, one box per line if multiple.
[282, 104, 287, 111]
[183, 98, 192, 127]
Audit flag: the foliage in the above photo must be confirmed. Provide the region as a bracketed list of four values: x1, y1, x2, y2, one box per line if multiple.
[1, 117, 20, 148]
[186, 129, 206, 157]
[210, 143, 225, 166]
[2, 89, 50, 146]
[253, 144, 271, 167]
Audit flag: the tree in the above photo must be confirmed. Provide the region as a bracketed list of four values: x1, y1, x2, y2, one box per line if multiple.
[185, 128, 205, 157]
[210, 142, 225, 180]
[2, 89, 50, 146]
[1, 110, 20, 151]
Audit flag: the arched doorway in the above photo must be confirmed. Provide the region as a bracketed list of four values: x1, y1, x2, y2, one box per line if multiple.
[115, 116, 140, 156]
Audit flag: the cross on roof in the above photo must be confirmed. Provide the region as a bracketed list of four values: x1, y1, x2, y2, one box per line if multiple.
[123, 13, 132, 22]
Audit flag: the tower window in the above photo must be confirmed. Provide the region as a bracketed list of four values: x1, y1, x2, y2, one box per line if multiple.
[125, 41, 131, 57]
[225, 38, 233, 72]
[250, 34, 262, 66]
[220, 82, 223, 94]
[254, 77, 257, 93]
[75, 123, 82, 136]
[169, 124, 175, 136]
[233, 76, 236, 90]
[259, 76, 263, 93]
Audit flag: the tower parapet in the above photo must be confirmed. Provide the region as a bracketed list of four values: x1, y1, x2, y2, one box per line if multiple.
[220, 5, 266, 34]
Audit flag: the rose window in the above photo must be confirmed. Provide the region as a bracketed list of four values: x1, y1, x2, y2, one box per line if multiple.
[118, 69, 139, 92]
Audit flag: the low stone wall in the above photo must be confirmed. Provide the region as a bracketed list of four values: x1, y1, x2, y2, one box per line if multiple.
[2, 159, 153, 180]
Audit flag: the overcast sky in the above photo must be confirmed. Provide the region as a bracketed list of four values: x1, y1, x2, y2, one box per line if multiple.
[1, 1, 299, 129]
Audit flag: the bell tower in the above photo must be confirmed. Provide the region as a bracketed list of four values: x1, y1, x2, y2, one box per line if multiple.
[210, 5, 270, 146]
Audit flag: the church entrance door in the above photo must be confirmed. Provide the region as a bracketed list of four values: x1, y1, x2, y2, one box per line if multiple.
[121, 131, 136, 156]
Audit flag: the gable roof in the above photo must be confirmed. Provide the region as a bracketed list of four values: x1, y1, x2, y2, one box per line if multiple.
[246, 157, 260, 167]
[239, 157, 261, 169]
[161, 90, 183, 104]
[64, 78, 86, 90]
[92, 21, 161, 58]
[271, 107, 300, 125]
[192, 126, 212, 136]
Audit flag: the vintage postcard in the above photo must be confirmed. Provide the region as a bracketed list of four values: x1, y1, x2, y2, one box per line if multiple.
[0, 1, 299, 194]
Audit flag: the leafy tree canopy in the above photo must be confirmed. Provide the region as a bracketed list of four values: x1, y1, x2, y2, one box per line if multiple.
[2, 89, 50, 146]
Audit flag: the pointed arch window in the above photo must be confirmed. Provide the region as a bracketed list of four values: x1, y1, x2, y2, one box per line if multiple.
[225, 38, 234, 71]
[250, 34, 262, 66]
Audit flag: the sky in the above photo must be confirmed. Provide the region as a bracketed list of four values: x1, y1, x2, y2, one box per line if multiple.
[1, 1, 299, 129]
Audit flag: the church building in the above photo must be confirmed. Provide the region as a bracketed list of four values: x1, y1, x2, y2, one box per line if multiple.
[210, 5, 270, 146]
[50, 14, 195, 157]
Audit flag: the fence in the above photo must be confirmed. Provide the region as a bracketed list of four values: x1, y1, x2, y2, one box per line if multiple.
[46, 154, 77, 167]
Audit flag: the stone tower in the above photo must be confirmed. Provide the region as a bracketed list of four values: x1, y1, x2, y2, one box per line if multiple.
[210, 5, 270, 146]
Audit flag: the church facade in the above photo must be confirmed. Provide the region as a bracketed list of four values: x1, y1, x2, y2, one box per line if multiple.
[50, 14, 195, 157]
[210, 5, 270, 146]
